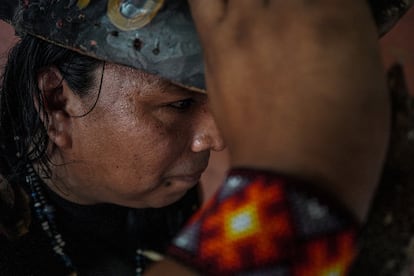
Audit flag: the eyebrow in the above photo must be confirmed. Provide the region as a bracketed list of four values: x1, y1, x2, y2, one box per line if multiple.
[153, 79, 199, 97]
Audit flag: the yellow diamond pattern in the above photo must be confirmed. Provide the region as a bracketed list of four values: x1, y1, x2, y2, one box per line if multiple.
[225, 205, 260, 241]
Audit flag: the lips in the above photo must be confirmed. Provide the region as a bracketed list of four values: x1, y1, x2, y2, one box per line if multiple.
[165, 170, 204, 188]
[165, 154, 209, 188]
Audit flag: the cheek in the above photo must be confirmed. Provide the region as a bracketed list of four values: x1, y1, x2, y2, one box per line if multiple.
[69, 95, 196, 203]
[124, 126, 185, 173]
[99, 120, 188, 187]
[100, 133, 191, 206]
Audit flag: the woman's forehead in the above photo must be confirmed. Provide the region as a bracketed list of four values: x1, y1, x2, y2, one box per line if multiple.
[103, 62, 205, 96]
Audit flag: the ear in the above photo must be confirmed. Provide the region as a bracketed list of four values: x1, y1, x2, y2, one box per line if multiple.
[37, 66, 72, 150]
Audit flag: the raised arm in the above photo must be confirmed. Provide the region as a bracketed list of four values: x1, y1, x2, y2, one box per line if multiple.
[188, 0, 389, 222]
[147, 1, 390, 274]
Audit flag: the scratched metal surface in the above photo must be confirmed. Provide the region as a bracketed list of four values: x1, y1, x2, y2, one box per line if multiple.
[1, 0, 204, 90]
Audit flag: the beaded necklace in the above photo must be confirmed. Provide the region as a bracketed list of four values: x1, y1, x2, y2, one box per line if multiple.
[25, 164, 162, 276]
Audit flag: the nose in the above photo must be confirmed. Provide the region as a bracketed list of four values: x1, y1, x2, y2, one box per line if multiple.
[191, 108, 225, 153]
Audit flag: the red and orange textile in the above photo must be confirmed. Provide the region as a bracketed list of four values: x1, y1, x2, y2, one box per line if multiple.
[169, 168, 358, 275]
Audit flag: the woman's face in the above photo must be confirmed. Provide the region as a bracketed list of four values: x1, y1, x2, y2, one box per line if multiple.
[49, 63, 224, 208]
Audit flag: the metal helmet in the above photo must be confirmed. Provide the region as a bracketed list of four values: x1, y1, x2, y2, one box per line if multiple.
[0, 0, 412, 91]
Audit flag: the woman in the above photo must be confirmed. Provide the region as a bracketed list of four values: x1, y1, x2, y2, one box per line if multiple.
[0, 33, 224, 275]
[0, 0, 411, 275]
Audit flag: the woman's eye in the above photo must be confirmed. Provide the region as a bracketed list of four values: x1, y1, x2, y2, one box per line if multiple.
[168, 99, 195, 110]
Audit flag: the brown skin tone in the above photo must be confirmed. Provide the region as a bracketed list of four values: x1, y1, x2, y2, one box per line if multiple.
[146, 0, 390, 274]
[37, 63, 225, 208]
[189, 0, 389, 222]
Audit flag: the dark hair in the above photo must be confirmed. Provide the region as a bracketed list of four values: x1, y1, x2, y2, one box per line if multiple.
[0, 34, 101, 238]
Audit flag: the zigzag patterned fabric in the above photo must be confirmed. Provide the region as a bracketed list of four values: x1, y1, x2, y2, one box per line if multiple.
[169, 168, 358, 275]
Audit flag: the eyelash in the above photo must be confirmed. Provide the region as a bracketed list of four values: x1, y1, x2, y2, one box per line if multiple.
[168, 99, 195, 111]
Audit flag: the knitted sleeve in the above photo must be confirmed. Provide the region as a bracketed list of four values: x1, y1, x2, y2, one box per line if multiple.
[168, 168, 358, 275]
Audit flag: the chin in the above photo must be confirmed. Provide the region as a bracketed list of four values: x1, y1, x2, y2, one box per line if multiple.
[124, 180, 196, 208]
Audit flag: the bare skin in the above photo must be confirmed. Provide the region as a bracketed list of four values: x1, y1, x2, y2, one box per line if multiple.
[146, 0, 390, 274]
[189, 0, 389, 222]
[37, 63, 225, 208]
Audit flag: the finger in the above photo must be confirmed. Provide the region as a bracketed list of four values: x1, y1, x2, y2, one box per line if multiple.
[187, 0, 227, 28]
